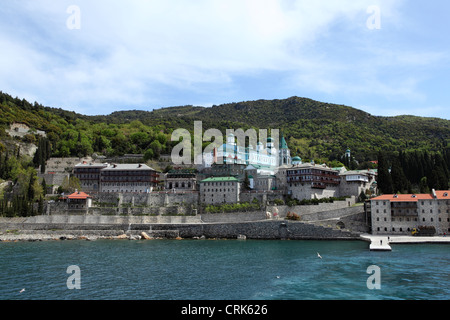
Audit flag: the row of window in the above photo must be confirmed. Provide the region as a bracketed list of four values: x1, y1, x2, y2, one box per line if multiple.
[203, 182, 236, 187]
[376, 217, 449, 222]
[375, 200, 450, 205]
[376, 209, 450, 213]
[102, 177, 153, 182]
[288, 176, 338, 181]
[203, 189, 236, 193]
[102, 182, 150, 186]
[288, 182, 339, 188]
[166, 182, 193, 189]
[288, 169, 337, 175]
[101, 171, 155, 176]
[377, 227, 450, 232]
[102, 190, 150, 193]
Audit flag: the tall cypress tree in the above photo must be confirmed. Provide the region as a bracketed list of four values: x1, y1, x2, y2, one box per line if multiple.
[391, 158, 408, 193]
[377, 151, 393, 194]
[27, 172, 36, 201]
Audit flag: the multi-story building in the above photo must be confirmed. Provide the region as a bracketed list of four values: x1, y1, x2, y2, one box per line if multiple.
[286, 163, 341, 200]
[370, 190, 450, 235]
[100, 164, 159, 193]
[164, 169, 197, 191]
[73, 162, 108, 192]
[339, 169, 377, 198]
[74, 162, 159, 193]
[199, 177, 240, 205]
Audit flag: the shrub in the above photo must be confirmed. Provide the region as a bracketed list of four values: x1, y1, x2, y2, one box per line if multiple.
[286, 212, 301, 221]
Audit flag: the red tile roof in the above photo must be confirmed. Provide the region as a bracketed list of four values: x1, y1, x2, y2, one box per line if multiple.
[372, 191, 450, 202]
[435, 190, 450, 199]
[67, 191, 91, 200]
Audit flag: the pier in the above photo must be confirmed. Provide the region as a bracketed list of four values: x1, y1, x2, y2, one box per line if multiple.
[361, 234, 450, 251]
[361, 235, 392, 251]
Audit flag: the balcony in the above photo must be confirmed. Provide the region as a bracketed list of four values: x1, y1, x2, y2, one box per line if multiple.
[391, 209, 418, 217]
[311, 182, 327, 189]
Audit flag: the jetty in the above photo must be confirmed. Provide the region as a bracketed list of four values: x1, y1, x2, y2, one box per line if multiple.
[361, 235, 392, 251]
[361, 234, 450, 251]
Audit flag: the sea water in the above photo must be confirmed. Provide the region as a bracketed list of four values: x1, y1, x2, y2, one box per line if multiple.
[0, 240, 448, 300]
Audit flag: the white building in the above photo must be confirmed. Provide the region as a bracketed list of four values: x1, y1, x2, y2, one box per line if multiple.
[199, 177, 240, 205]
[370, 190, 450, 235]
[286, 163, 341, 200]
[339, 169, 377, 198]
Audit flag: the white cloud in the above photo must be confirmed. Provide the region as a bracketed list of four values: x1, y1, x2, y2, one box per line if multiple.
[0, 0, 446, 117]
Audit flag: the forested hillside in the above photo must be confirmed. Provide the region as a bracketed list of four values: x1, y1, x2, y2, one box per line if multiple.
[1, 91, 449, 196]
[1, 91, 449, 162]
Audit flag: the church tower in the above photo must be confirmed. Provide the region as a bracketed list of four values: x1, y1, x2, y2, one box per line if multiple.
[346, 148, 351, 159]
[279, 134, 291, 166]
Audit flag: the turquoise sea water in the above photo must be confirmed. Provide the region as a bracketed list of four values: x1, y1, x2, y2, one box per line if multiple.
[0, 239, 449, 300]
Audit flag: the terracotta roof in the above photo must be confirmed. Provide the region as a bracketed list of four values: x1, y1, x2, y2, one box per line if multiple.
[371, 191, 450, 202]
[435, 190, 450, 199]
[67, 191, 91, 200]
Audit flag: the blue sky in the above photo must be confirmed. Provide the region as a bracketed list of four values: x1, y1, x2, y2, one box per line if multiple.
[0, 0, 449, 119]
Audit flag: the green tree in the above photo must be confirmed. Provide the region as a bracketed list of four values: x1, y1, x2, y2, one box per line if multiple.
[150, 140, 162, 158]
[143, 149, 154, 161]
[59, 176, 81, 194]
[390, 158, 408, 193]
[377, 152, 393, 194]
[27, 172, 36, 200]
[419, 176, 429, 193]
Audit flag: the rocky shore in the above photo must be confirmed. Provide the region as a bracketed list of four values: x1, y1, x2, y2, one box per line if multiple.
[0, 231, 167, 242]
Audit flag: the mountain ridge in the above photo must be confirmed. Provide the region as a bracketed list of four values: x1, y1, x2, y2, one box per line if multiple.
[1, 91, 449, 163]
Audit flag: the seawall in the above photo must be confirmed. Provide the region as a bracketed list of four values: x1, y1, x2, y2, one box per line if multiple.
[0, 199, 367, 241]
[0, 214, 362, 241]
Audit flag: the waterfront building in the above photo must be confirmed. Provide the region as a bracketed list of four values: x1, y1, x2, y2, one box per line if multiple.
[67, 191, 92, 209]
[286, 163, 341, 200]
[370, 190, 450, 235]
[164, 169, 197, 191]
[74, 162, 108, 192]
[100, 163, 159, 193]
[199, 177, 240, 205]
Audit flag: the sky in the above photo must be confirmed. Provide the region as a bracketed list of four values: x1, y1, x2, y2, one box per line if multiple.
[0, 0, 449, 119]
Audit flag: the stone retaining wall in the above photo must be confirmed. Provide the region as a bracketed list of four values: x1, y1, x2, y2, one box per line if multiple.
[0, 217, 360, 240]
